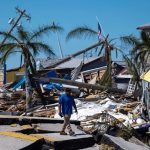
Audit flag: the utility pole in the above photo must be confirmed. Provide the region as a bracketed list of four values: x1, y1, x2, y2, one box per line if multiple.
[56, 30, 64, 58]
[0, 7, 30, 84]
[53, 22, 64, 59]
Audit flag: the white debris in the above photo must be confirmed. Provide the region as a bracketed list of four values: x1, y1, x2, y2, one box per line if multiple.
[54, 98, 120, 121]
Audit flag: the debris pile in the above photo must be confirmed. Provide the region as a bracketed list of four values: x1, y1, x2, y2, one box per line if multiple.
[54, 94, 150, 147]
[0, 90, 26, 113]
[0, 51, 150, 149]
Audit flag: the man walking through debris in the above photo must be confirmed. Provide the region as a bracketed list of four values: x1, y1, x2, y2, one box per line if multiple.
[59, 88, 78, 136]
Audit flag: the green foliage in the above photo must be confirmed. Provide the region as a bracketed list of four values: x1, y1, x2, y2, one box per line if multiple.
[66, 25, 123, 87]
[99, 67, 112, 86]
[121, 31, 150, 71]
[66, 25, 97, 41]
[0, 23, 63, 73]
[30, 23, 64, 40]
[120, 35, 139, 46]
[123, 55, 141, 88]
[120, 31, 150, 89]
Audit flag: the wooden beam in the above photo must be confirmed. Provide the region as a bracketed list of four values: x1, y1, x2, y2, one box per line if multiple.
[35, 77, 126, 93]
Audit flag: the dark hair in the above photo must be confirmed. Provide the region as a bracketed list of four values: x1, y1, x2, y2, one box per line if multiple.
[65, 88, 71, 92]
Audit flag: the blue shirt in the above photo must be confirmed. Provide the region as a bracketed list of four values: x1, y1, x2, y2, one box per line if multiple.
[59, 94, 75, 115]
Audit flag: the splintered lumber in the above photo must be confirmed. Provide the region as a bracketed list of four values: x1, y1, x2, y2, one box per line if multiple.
[35, 77, 125, 93]
[46, 42, 102, 69]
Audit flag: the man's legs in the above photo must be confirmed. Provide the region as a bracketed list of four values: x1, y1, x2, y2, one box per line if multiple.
[60, 115, 74, 135]
[65, 115, 75, 135]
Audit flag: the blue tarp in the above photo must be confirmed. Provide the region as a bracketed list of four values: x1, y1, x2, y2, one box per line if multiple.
[42, 70, 62, 91]
[47, 70, 57, 78]
[43, 83, 63, 91]
[12, 76, 25, 90]
[64, 74, 71, 80]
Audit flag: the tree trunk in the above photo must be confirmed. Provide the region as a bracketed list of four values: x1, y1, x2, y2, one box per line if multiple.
[24, 48, 46, 107]
[35, 77, 126, 93]
[105, 42, 112, 87]
[24, 58, 33, 109]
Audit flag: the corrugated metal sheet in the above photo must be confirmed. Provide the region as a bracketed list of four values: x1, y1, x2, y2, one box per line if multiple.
[53, 57, 100, 69]
[38, 58, 61, 68]
[38, 57, 100, 69]
[81, 57, 106, 72]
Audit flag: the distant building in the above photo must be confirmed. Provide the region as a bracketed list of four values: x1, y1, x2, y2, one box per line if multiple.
[6, 66, 25, 83]
[137, 23, 150, 31]
[137, 23, 150, 35]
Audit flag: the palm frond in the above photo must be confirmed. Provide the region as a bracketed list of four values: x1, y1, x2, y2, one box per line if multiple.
[30, 24, 64, 40]
[131, 42, 149, 60]
[0, 48, 21, 63]
[120, 35, 139, 46]
[113, 46, 124, 55]
[0, 32, 20, 44]
[123, 55, 140, 82]
[140, 31, 150, 48]
[66, 25, 97, 41]
[27, 42, 54, 56]
[0, 43, 19, 53]
[99, 67, 112, 86]
[134, 49, 147, 64]
[98, 43, 105, 56]
[17, 27, 30, 42]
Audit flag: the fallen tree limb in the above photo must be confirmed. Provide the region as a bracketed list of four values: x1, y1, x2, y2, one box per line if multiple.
[34, 77, 126, 94]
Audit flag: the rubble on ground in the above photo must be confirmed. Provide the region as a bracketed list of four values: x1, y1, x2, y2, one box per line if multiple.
[0, 75, 150, 149]
[0, 83, 150, 148]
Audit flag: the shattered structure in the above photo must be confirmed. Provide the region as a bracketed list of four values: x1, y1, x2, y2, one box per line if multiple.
[0, 42, 150, 150]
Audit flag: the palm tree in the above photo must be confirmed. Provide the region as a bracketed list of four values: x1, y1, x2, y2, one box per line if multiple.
[0, 23, 63, 109]
[120, 31, 150, 90]
[66, 25, 120, 86]
[121, 31, 150, 72]
[123, 54, 142, 89]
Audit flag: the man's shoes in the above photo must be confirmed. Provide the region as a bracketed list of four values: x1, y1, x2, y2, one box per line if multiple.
[60, 131, 67, 135]
[69, 131, 75, 136]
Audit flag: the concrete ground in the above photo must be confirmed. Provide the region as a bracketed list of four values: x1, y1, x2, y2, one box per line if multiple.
[0, 134, 35, 150]
[0, 123, 95, 150]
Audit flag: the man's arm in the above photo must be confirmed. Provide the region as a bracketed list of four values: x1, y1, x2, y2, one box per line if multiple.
[58, 96, 63, 117]
[58, 103, 62, 114]
[73, 99, 77, 113]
